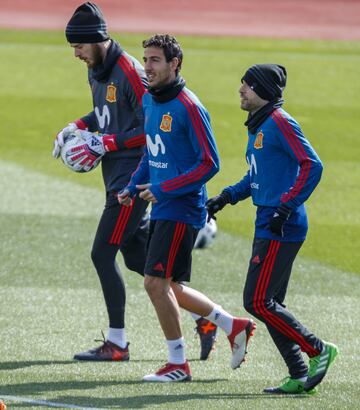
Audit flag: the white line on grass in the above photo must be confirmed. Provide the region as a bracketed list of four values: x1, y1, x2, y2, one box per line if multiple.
[0, 394, 105, 410]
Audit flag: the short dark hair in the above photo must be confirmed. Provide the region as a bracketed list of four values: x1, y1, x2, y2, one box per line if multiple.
[142, 34, 183, 74]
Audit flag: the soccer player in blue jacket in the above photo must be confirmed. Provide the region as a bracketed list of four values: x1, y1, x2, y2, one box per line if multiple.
[207, 64, 338, 393]
[53, 2, 218, 363]
[119, 34, 256, 382]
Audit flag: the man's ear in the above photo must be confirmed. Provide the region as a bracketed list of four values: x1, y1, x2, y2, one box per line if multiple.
[170, 57, 180, 72]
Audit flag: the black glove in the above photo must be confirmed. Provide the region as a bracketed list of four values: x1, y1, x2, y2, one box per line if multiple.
[269, 204, 291, 237]
[206, 191, 231, 221]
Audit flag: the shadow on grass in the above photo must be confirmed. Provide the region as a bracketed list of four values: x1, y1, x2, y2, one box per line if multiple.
[0, 359, 167, 371]
[0, 379, 228, 394]
[2, 391, 312, 409]
[1, 377, 314, 409]
[0, 360, 74, 370]
[0, 364, 313, 408]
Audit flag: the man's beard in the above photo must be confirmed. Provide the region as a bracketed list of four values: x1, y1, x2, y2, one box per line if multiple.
[88, 44, 103, 68]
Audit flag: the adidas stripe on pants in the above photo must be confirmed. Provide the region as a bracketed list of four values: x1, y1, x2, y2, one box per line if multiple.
[243, 238, 324, 379]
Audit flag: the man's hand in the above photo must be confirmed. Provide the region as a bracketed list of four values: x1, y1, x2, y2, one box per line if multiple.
[67, 130, 118, 166]
[118, 189, 133, 207]
[52, 122, 78, 158]
[269, 204, 291, 237]
[137, 183, 158, 204]
[206, 191, 231, 221]
[67, 145, 102, 172]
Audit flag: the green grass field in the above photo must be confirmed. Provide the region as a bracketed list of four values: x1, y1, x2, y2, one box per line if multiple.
[1, 30, 360, 409]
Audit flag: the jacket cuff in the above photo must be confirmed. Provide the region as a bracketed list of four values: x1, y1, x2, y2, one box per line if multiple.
[102, 134, 118, 152]
[74, 119, 88, 130]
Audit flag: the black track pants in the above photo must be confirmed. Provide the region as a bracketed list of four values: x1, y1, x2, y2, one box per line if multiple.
[91, 194, 148, 328]
[243, 238, 324, 379]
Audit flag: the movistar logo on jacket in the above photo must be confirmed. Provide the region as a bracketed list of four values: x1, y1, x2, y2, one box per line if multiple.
[146, 134, 165, 156]
[94, 105, 110, 130]
[146, 134, 168, 169]
[247, 154, 259, 189]
[247, 153, 257, 177]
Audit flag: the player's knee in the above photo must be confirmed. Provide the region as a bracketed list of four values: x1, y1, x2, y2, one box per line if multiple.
[91, 245, 114, 273]
[144, 275, 166, 299]
[91, 247, 100, 267]
[169, 281, 182, 298]
[144, 275, 156, 295]
[91, 245, 103, 268]
[244, 295, 276, 319]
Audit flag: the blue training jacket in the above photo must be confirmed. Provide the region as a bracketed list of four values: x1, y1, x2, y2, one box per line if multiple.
[224, 108, 323, 242]
[127, 88, 220, 228]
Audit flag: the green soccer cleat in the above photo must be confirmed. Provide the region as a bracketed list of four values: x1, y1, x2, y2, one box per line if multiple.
[263, 377, 306, 394]
[304, 341, 339, 392]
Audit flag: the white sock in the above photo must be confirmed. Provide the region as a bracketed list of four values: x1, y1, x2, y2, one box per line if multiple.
[107, 327, 127, 349]
[167, 337, 186, 364]
[190, 312, 201, 321]
[205, 305, 233, 335]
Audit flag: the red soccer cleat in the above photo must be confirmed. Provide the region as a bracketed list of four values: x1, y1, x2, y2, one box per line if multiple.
[228, 318, 256, 369]
[143, 361, 192, 382]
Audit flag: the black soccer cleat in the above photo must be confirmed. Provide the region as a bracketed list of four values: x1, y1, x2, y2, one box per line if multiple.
[74, 333, 129, 362]
[195, 318, 218, 360]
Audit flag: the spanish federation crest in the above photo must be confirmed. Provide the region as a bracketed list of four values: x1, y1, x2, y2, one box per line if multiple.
[106, 83, 117, 103]
[160, 113, 173, 132]
[254, 131, 263, 149]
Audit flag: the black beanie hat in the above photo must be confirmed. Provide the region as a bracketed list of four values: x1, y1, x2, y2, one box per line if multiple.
[65, 2, 109, 43]
[241, 64, 287, 101]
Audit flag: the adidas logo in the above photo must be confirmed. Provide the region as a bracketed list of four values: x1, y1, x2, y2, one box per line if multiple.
[252, 255, 260, 264]
[174, 344, 183, 350]
[315, 351, 329, 374]
[164, 369, 187, 381]
[215, 313, 220, 320]
[91, 137, 101, 146]
[153, 262, 164, 272]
